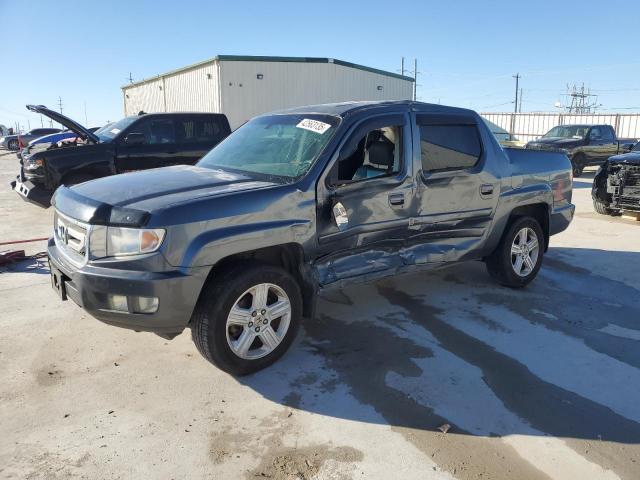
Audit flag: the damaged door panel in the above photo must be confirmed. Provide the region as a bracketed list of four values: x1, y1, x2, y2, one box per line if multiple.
[314, 113, 414, 285]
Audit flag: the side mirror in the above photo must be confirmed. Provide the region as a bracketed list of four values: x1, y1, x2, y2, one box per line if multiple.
[124, 132, 145, 145]
[332, 201, 349, 231]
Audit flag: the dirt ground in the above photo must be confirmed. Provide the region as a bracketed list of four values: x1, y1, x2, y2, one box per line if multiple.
[1, 150, 639, 480]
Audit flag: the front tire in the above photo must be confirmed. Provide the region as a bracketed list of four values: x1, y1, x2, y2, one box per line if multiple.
[593, 197, 621, 216]
[486, 217, 544, 288]
[191, 263, 302, 375]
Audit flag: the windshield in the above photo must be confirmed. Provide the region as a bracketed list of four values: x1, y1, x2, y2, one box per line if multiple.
[197, 114, 340, 180]
[96, 116, 138, 141]
[543, 125, 589, 139]
[633, 142, 640, 152]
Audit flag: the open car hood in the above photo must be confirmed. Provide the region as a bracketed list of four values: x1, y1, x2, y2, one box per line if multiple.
[26, 105, 100, 144]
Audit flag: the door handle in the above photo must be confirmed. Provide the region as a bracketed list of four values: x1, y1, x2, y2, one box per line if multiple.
[480, 184, 494, 196]
[388, 193, 405, 207]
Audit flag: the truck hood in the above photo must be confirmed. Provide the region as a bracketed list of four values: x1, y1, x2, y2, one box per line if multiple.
[26, 105, 100, 144]
[609, 151, 640, 165]
[52, 165, 278, 226]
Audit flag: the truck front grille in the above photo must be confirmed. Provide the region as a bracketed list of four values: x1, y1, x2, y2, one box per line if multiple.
[54, 211, 90, 266]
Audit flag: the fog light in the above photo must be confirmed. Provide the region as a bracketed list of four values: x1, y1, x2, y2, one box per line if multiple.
[108, 294, 128, 312]
[130, 296, 159, 314]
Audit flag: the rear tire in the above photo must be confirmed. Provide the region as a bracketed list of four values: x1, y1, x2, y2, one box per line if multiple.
[8, 139, 18, 150]
[486, 216, 544, 288]
[191, 262, 302, 376]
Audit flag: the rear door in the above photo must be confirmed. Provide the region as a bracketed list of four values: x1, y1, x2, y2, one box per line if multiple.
[313, 113, 414, 285]
[173, 115, 229, 165]
[114, 116, 178, 172]
[410, 113, 500, 264]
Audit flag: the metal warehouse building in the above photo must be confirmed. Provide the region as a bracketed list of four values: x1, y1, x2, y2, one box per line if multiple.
[122, 55, 414, 129]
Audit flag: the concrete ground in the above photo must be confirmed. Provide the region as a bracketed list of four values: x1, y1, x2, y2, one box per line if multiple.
[1, 151, 639, 480]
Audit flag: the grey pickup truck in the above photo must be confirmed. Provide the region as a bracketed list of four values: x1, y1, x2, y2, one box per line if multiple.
[47, 101, 574, 375]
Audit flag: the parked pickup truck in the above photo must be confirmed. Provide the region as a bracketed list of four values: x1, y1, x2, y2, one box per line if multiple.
[47, 101, 574, 375]
[11, 105, 231, 208]
[526, 124, 636, 177]
[592, 142, 640, 215]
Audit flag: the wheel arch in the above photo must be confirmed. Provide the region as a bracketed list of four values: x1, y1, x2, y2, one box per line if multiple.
[194, 243, 316, 320]
[506, 203, 550, 251]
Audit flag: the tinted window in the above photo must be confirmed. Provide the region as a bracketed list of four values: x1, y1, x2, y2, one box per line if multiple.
[176, 117, 224, 144]
[419, 125, 481, 172]
[126, 118, 175, 145]
[601, 126, 615, 141]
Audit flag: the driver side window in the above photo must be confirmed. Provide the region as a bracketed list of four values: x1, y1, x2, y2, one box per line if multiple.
[126, 118, 176, 145]
[332, 124, 402, 185]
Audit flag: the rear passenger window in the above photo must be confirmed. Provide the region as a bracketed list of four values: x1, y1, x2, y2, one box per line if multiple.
[177, 118, 223, 144]
[419, 125, 481, 172]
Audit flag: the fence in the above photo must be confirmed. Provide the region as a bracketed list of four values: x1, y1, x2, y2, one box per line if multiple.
[481, 112, 640, 142]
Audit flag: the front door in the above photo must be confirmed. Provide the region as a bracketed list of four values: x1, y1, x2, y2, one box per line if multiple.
[314, 113, 414, 286]
[114, 117, 178, 173]
[410, 112, 501, 264]
[584, 126, 617, 164]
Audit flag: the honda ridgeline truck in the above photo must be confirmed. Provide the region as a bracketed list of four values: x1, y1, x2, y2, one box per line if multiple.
[47, 101, 574, 375]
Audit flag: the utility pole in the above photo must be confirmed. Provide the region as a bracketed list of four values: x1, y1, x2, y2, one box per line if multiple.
[401, 57, 405, 76]
[128, 72, 133, 84]
[518, 87, 523, 113]
[57, 96, 63, 115]
[513, 73, 520, 114]
[413, 58, 418, 101]
[84, 102, 88, 125]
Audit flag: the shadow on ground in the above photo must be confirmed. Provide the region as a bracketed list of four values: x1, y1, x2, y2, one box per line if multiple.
[240, 247, 640, 450]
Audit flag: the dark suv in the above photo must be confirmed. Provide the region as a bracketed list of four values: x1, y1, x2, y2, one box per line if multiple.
[12, 105, 231, 207]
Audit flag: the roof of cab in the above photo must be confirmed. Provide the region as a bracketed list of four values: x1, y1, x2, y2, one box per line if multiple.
[271, 100, 477, 118]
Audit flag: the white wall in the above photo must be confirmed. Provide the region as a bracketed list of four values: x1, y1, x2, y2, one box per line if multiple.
[123, 78, 164, 116]
[122, 59, 413, 129]
[219, 60, 413, 129]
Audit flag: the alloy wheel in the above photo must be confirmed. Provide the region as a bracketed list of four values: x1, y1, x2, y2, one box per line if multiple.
[510, 227, 539, 277]
[225, 283, 292, 360]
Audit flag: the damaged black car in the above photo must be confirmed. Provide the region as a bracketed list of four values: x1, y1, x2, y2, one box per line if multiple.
[592, 142, 640, 216]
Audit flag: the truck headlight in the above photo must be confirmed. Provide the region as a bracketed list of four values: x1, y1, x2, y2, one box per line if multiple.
[106, 227, 165, 256]
[89, 226, 165, 258]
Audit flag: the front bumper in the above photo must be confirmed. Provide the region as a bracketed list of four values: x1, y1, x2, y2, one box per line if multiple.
[11, 172, 52, 208]
[550, 203, 575, 236]
[47, 239, 208, 335]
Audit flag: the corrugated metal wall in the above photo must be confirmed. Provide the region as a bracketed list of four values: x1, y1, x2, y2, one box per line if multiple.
[123, 62, 220, 116]
[163, 62, 220, 112]
[123, 78, 165, 116]
[482, 112, 640, 141]
[219, 60, 413, 129]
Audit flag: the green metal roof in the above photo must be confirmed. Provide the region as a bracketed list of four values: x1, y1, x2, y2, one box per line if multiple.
[122, 55, 414, 89]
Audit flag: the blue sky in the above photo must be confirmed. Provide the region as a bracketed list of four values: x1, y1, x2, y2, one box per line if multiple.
[1, 0, 639, 130]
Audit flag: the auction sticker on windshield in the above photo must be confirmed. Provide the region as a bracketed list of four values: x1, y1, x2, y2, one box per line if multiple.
[296, 119, 332, 134]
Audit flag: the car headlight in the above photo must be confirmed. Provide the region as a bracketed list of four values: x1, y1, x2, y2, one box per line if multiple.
[89, 226, 165, 258]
